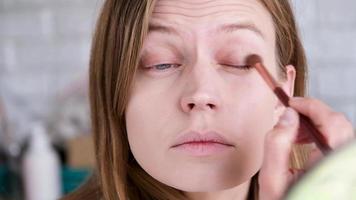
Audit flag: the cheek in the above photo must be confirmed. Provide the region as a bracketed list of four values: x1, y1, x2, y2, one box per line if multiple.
[225, 80, 276, 149]
[125, 70, 278, 187]
[125, 92, 161, 170]
[227, 74, 276, 129]
[125, 80, 178, 164]
[125, 89, 164, 147]
[230, 91, 276, 171]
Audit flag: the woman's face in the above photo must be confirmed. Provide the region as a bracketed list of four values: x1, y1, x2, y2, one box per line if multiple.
[126, 0, 295, 192]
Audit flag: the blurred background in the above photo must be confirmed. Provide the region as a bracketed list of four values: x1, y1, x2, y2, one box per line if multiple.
[0, 0, 355, 199]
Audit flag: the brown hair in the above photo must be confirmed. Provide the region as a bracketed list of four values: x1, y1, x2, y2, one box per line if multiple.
[62, 0, 308, 199]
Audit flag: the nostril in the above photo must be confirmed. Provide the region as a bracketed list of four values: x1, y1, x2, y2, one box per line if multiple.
[207, 103, 215, 109]
[187, 103, 215, 110]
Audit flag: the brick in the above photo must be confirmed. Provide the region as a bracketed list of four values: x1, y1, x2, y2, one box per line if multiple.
[1, 40, 17, 73]
[1, 0, 101, 11]
[0, 0, 100, 144]
[305, 29, 356, 62]
[317, 96, 356, 127]
[336, 103, 356, 127]
[39, 9, 55, 40]
[316, 0, 356, 28]
[306, 62, 321, 97]
[0, 6, 95, 39]
[0, 49, 5, 73]
[291, 0, 319, 28]
[1, 72, 51, 99]
[316, 65, 356, 98]
[53, 7, 97, 37]
[0, 11, 45, 38]
[52, 70, 88, 94]
[13, 38, 89, 72]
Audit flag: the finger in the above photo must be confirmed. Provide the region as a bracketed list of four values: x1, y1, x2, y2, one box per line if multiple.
[287, 168, 307, 186]
[259, 108, 299, 200]
[305, 146, 323, 169]
[289, 97, 333, 127]
[289, 97, 355, 148]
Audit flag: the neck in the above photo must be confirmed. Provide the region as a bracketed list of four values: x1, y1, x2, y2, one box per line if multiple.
[185, 179, 252, 200]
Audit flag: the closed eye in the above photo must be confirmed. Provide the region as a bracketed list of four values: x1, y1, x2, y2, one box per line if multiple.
[147, 63, 181, 71]
[222, 64, 252, 70]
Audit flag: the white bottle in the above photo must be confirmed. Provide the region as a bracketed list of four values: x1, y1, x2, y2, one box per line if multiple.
[22, 123, 62, 200]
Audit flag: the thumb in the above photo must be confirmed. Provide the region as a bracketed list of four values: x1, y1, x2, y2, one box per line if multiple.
[259, 108, 300, 200]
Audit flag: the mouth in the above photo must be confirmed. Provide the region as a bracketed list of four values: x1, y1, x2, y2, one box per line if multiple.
[170, 130, 235, 156]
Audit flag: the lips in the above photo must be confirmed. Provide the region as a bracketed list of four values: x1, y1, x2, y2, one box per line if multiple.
[171, 130, 234, 148]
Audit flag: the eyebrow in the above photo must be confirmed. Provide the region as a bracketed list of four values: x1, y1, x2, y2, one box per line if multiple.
[216, 23, 265, 39]
[148, 22, 179, 35]
[148, 22, 265, 39]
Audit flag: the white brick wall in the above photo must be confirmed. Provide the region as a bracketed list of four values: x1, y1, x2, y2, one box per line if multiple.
[293, 0, 356, 126]
[0, 0, 355, 144]
[0, 0, 102, 143]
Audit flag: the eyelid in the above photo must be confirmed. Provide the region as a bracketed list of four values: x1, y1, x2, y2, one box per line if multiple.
[142, 63, 182, 76]
[152, 63, 180, 69]
[222, 63, 252, 70]
[144, 62, 180, 68]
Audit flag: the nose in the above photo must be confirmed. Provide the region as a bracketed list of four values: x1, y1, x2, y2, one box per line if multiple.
[180, 64, 221, 113]
[181, 93, 219, 113]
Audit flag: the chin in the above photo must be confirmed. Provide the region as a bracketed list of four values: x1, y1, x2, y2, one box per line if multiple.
[175, 182, 240, 192]
[158, 172, 249, 192]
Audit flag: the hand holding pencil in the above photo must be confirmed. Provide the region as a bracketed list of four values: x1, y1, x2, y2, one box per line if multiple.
[245, 54, 355, 200]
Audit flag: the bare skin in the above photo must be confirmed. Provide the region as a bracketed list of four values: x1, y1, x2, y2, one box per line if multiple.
[125, 0, 355, 199]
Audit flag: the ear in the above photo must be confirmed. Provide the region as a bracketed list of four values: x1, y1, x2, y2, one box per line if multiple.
[273, 65, 296, 123]
[281, 64, 296, 98]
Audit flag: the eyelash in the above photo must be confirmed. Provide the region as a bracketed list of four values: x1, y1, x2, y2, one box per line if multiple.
[145, 62, 253, 72]
[147, 63, 181, 71]
[222, 64, 252, 70]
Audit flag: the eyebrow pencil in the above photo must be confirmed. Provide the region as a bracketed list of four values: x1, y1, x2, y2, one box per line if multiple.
[246, 54, 332, 155]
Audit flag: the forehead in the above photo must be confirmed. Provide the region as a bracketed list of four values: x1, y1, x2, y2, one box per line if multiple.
[150, 0, 275, 41]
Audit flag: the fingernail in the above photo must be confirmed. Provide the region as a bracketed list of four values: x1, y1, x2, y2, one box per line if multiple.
[278, 108, 296, 127]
